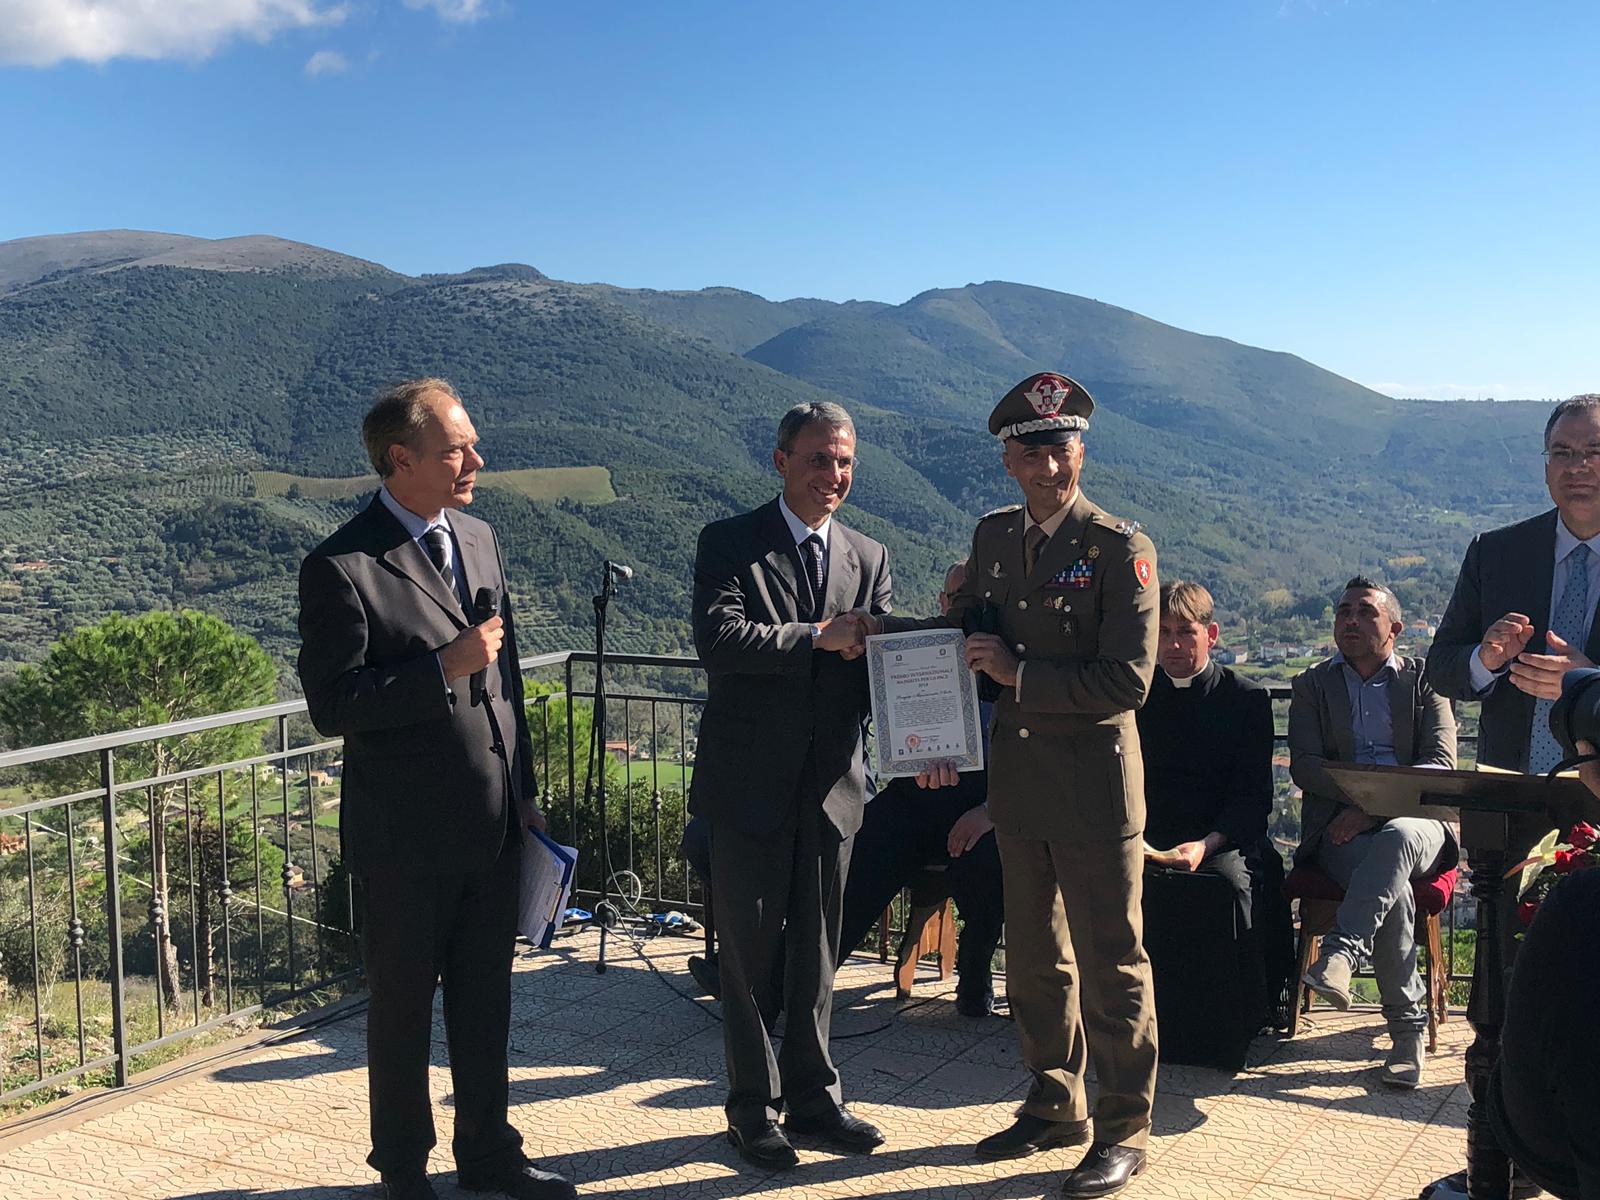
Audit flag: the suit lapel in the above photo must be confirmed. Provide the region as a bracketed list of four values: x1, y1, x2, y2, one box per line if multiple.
[1389, 666, 1417, 765]
[449, 515, 498, 612]
[370, 498, 468, 628]
[822, 528, 860, 620]
[1322, 662, 1357, 763]
[1528, 509, 1559, 651]
[756, 499, 803, 619]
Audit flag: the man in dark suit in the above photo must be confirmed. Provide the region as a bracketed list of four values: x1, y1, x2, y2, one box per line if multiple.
[1428, 394, 1600, 774]
[1290, 577, 1456, 1089]
[1428, 394, 1600, 981]
[297, 379, 573, 1200]
[689, 400, 891, 1170]
[1136, 579, 1293, 1034]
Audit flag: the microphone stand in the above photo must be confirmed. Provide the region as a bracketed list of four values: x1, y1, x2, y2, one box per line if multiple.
[592, 560, 622, 973]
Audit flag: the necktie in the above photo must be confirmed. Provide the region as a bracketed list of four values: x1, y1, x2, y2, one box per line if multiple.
[423, 527, 456, 598]
[1529, 543, 1592, 773]
[1024, 525, 1049, 575]
[801, 535, 825, 621]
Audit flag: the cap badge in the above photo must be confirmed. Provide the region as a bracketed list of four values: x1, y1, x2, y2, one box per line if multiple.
[1023, 374, 1072, 418]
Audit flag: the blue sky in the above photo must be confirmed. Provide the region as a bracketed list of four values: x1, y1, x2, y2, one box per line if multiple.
[3, 0, 1596, 400]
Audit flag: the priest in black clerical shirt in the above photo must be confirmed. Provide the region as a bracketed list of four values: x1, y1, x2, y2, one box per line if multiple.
[1135, 580, 1294, 1031]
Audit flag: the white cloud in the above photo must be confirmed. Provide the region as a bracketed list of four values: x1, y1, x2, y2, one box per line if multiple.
[304, 47, 347, 75]
[402, 0, 490, 23]
[0, 0, 346, 67]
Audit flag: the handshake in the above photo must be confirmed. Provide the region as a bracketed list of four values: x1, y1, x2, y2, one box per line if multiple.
[813, 609, 883, 659]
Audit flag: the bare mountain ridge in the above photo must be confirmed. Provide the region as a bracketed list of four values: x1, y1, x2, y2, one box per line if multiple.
[0, 230, 395, 293]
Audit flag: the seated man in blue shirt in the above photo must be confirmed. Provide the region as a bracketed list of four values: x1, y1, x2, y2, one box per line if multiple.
[1288, 576, 1457, 1088]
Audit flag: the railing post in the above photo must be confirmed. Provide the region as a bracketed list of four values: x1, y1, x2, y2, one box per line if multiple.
[101, 747, 129, 1088]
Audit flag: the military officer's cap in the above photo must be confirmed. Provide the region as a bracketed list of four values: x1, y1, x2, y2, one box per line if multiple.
[988, 371, 1094, 444]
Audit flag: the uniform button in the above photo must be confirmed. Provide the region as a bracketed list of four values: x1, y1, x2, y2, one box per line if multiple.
[1018, 728, 1030, 738]
[1015, 643, 1025, 652]
[984, 590, 992, 599]
[1062, 604, 1072, 613]
[1018, 600, 1028, 610]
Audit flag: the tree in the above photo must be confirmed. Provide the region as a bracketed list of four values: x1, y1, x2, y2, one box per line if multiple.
[0, 611, 277, 1010]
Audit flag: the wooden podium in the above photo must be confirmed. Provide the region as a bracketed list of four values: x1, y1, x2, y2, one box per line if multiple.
[1324, 764, 1600, 1200]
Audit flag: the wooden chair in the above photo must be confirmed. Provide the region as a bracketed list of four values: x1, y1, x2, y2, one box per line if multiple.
[878, 864, 957, 999]
[1283, 864, 1458, 1051]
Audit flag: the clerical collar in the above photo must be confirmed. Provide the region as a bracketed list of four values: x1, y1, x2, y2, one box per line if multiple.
[1166, 659, 1211, 689]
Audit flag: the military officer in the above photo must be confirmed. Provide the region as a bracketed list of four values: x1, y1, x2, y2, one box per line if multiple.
[867, 371, 1160, 1198]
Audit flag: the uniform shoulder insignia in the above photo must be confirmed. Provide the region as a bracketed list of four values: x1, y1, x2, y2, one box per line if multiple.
[978, 504, 1023, 522]
[1089, 512, 1142, 538]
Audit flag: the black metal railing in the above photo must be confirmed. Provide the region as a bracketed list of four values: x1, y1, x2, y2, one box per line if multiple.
[2, 656, 1485, 1106]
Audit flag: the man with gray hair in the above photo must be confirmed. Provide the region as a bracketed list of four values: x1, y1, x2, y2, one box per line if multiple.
[1289, 576, 1456, 1089]
[689, 399, 891, 1170]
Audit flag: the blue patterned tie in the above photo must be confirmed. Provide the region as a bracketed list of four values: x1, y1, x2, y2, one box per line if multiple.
[1529, 543, 1592, 773]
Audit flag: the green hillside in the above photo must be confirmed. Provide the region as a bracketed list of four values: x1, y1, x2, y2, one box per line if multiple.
[0, 229, 1556, 682]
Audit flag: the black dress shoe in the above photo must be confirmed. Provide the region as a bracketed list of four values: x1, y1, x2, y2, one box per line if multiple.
[380, 1170, 438, 1200]
[459, 1161, 577, 1200]
[955, 987, 995, 1018]
[784, 1104, 886, 1152]
[1060, 1143, 1147, 1198]
[726, 1120, 799, 1170]
[687, 954, 722, 999]
[975, 1113, 1091, 1161]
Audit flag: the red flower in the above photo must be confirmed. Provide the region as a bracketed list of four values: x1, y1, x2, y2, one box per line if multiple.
[1570, 822, 1599, 851]
[1552, 848, 1587, 874]
[1518, 900, 1540, 927]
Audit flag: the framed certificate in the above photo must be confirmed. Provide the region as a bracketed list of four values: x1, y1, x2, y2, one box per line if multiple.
[866, 628, 985, 777]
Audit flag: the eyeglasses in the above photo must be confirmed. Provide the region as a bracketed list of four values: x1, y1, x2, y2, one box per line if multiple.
[1543, 447, 1600, 468]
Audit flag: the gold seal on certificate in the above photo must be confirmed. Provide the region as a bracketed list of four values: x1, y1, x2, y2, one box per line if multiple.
[865, 628, 985, 777]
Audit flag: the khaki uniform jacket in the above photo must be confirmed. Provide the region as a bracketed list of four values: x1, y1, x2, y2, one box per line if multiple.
[885, 490, 1159, 843]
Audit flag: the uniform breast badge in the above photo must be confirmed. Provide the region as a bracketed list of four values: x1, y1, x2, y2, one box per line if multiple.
[1046, 559, 1096, 591]
[990, 561, 1004, 579]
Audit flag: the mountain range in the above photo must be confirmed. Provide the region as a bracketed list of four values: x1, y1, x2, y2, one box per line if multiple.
[0, 230, 1552, 674]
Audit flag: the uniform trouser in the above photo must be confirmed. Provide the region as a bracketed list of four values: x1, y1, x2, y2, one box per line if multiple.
[998, 831, 1158, 1149]
[837, 778, 1004, 993]
[710, 790, 853, 1127]
[360, 833, 523, 1177]
[1313, 816, 1449, 1032]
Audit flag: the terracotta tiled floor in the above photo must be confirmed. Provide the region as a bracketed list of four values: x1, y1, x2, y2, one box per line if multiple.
[0, 932, 1474, 1199]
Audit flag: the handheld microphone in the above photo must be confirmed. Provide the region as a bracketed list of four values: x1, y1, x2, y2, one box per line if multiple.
[471, 585, 501, 707]
[607, 561, 634, 583]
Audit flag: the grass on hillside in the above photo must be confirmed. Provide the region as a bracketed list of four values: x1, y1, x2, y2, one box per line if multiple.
[252, 467, 617, 505]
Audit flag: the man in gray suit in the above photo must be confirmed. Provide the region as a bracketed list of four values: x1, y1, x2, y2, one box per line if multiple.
[298, 380, 573, 1200]
[689, 400, 891, 1170]
[1289, 577, 1456, 1089]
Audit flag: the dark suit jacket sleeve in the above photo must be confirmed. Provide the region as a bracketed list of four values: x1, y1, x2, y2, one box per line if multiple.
[1017, 530, 1158, 715]
[493, 526, 539, 800]
[1428, 533, 1495, 702]
[869, 542, 893, 619]
[1287, 667, 1343, 805]
[691, 524, 813, 676]
[297, 552, 453, 737]
[1417, 676, 1459, 769]
[1217, 684, 1274, 850]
